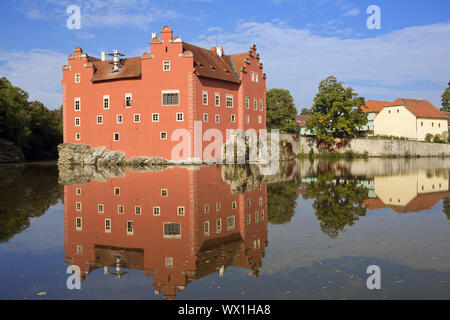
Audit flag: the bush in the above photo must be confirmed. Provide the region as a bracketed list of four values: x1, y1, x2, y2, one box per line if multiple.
[425, 133, 433, 142]
[433, 134, 445, 143]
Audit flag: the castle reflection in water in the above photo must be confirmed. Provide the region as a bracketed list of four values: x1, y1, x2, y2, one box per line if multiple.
[63, 166, 267, 300]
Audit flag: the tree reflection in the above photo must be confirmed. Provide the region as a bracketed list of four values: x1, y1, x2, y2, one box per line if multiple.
[267, 180, 301, 225]
[443, 198, 450, 220]
[302, 170, 368, 238]
[0, 164, 63, 242]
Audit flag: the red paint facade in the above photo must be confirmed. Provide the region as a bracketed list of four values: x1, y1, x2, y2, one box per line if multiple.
[62, 26, 267, 162]
[64, 166, 268, 299]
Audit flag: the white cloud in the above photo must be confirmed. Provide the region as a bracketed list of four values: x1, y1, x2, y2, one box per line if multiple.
[195, 20, 450, 109]
[343, 8, 360, 17]
[0, 49, 66, 109]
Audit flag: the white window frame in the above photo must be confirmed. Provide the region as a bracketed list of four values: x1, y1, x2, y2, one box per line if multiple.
[161, 188, 168, 197]
[135, 205, 142, 215]
[176, 112, 184, 122]
[255, 73, 259, 83]
[246, 97, 250, 109]
[114, 187, 120, 196]
[98, 203, 104, 213]
[76, 217, 82, 231]
[118, 205, 124, 214]
[105, 219, 111, 233]
[258, 115, 262, 124]
[215, 93, 220, 107]
[204, 204, 210, 213]
[232, 201, 237, 210]
[76, 202, 82, 211]
[226, 94, 234, 108]
[75, 73, 80, 83]
[204, 221, 210, 236]
[152, 113, 159, 122]
[216, 202, 221, 212]
[162, 90, 180, 106]
[127, 220, 134, 235]
[259, 99, 263, 111]
[216, 218, 222, 234]
[75, 133, 81, 141]
[76, 188, 81, 195]
[103, 95, 110, 109]
[177, 206, 185, 216]
[227, 216, 235, 230]
[160, 132, 167, 140]
[134, 113, 141, 123]
[113, 132, 120, 141]
[254, 98, 258, 110]
[117, 114, 123, 124]
[231, 114, 236, 123]
[75, 117, 80, 127]
[246, 115, 250, 124]
[153, 206, 161, 216]
[203, 113, 208, 123]
[251, 71, 255, 82]
[163, 222, 181, 239]
[125, 93, 132, 108]
[74, 97, 81, 111]
[202, 91, 208, 106]
[165, 257, 173, 268]
[163, 60, 171, 71]
[215, 114, 220, 123]
[97, 115, 103, 125]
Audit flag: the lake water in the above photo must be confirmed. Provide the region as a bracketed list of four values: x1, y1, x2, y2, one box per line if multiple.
[0, 159, 449, 300]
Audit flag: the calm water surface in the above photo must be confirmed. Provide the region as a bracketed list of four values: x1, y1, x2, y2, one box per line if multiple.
[0, 159, 449, 299]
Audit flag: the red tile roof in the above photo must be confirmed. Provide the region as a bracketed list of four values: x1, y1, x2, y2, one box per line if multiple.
[386, 98, 447, 119]
[361, 100, 390, 113]
[182, 42, 241, 83]
[389, 191, 450, 214]
[91, 57, 142, 82]
[295, 115, 311, 128]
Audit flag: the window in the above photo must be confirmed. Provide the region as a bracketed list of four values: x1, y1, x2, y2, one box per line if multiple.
[97, 115, 103, 124]
[76, 188, 81, 195]
[227, 216, 235, 230]
[251, 71, 255, 82]
[254, 98, 258, 110]
[105, 219, 111, 233]
[163, 60, 170, 71]
[258, 115, 262, 124]
[134, 114, 140, 123]
[127, 221, 134, 235]
[204, 204, 210, 213]
[261, 209, 265, 221]
[165, 257, 173, 268]
[246, 115, 250, 124]
[216, 218, 222, 233]
[259, 197, 263, 206]
[397, 109, 399, 113]
[259, 99, 263, 111]
[204, 221, 210, 236]
[202, 91, 208, 105]
[162, 91, 179, 105]
[432, 122, 434, 127]
[74, 98, 80, 111]
[215, 114, 220, 123]
[75, 133, 81, 140]
[153, 206, 161, 216]
[246, 97, 250, 109]
[438, 123, 441, 128]
[247, 213, 251, 226]
[76, 217, 82, 230]
[177, 206, 185, 216]
[160, 132, 167, 140]
[152, 113, 159, 122]
[164, 223, 181, 238]
[226, 95, 234, 108]
[76, 245, 83, 255]
[255, 211, 259, 223]
[216, 202, 221, 212]
[98, 204, 104, 213]
[76, 202, 82, 211]
[247, 198, 251, 207]
[75, 73, 80, 83]
[215, 93, 220, 106]
[114, 187, 120, 196]
[118, 205, 124, 214]
[103, 95, 110, 109]
[231, 114, 236, 123]
[125, 94, 132, 108]
[176, 113, 184, 122]
[232, 201, 237, 210]
[135, 206, 142, 215]
[113, 133, 120, 141]
[255, 73, 259, 83]
[421, 122, 423, 126]
[161, 189, 168, 197]
[203, 113, 208, 122]
[117, 114, 123, 124]
[75, 117, 80, 126]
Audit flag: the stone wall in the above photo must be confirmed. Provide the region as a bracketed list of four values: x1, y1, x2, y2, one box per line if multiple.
[279, 134, 450, 157]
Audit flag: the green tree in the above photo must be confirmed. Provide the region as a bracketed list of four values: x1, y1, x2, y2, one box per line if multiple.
[302, 170, 368, 238]
[266, 88, 300, 133]
[443, 197, 450, 220]
[441, 81, 450, 112]
[300, 107, 313, 115]
[267, 180, 300, 224]
[306, 76, 367, 147]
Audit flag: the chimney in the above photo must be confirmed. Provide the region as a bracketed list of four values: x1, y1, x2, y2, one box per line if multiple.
[101, 51, 107, 61]
[216, 46, 223, 58]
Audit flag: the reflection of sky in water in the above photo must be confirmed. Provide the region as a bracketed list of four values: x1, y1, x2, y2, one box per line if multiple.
[0, 161, 449, 299]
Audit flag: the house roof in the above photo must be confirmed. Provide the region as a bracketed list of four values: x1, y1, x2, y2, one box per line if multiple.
[295, 115, 311, 128]
[91, 57, 142, 82]
[361, 100, 391, 113]
[386, 98, 447, 119]
[182, 42, 242, 83]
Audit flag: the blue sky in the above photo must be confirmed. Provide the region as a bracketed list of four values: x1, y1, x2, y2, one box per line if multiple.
[0, 0, 449, 110]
